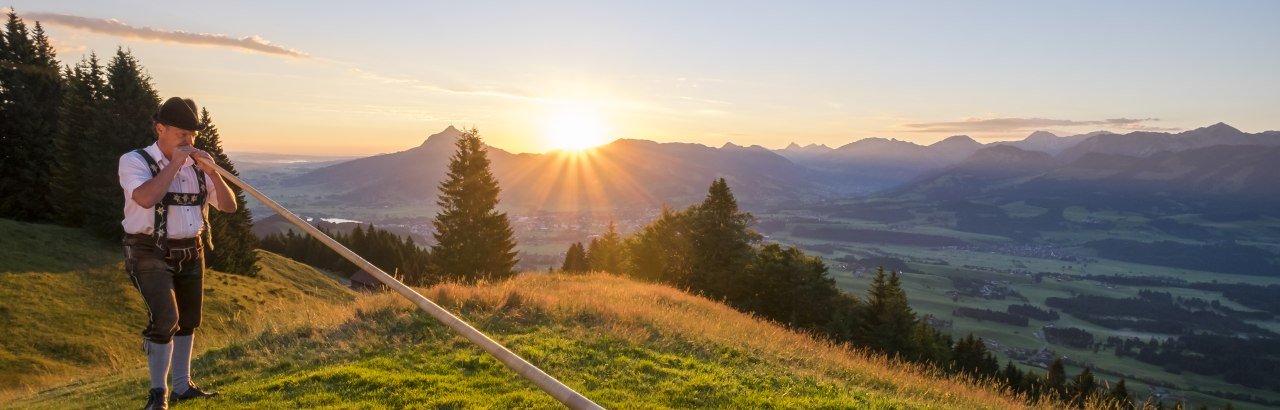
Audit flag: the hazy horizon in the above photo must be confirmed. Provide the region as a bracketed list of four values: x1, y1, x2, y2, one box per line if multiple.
[9, 1, 1279, 156]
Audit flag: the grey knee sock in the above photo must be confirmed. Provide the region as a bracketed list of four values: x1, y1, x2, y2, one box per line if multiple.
[171, 334, 194, 394]
[145, 340, 173, 391]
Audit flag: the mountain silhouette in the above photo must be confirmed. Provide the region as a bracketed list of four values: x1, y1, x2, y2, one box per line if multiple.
[289, 127, 827, 211]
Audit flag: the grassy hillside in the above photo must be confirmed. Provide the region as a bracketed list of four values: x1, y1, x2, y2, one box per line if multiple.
[0, 218, 355, 398]
[1, 219, 1034, 409]
[11, 273, 1033, 409]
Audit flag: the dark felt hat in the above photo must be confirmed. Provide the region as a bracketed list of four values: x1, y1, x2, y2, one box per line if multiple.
[154, 97, 200, 131]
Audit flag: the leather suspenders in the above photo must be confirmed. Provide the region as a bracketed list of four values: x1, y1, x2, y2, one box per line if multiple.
[133, 149, 213, 251]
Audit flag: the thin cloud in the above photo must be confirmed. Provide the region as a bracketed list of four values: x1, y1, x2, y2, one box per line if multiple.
[347, 67, 540, 101]
[24, 11, 307, 58]
[900, 117, 1167, 134]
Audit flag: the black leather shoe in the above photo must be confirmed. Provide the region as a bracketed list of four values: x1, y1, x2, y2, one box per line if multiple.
[143, 387, 168, 410]
[171, 382, 220, 402]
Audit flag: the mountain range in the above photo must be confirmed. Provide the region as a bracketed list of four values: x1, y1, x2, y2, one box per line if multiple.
[287, 126, 828, 211]
[284, 123, 1280, 212]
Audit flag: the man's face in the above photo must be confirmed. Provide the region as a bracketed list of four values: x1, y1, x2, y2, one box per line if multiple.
[156, 122, 198, 149]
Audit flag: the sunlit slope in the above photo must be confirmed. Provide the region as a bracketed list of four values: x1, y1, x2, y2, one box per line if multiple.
[0, 218, 355, 397]
[13, 271, 1031, 409]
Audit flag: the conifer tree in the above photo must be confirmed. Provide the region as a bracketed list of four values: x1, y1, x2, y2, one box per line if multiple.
[194, 108, 259, 276]
[822, 293, 865, 343]
[51, 54, 106, 226]
[80, 48, 159, 238]
[1071, 367, 1098, 408]
[561, 242, 588, 273]
[1003, 361, 1023, 390]
[1046, 357, 1068, 399]
[624, 206, 694, 284]
[860, 267, 918, 356]
[951, 334, 999, 377]
[0, 13, 62, 221]
[687, 178, 759, 299]
[429, 128, 519, 282]
[586, 220, 625, 273]
[737, 243, 837, 329]
[1110, 379, 1132, 409]
[907, 319, 951, 365]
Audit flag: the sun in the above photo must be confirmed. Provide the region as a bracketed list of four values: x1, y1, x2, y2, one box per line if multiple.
[544, 106, 610, 152]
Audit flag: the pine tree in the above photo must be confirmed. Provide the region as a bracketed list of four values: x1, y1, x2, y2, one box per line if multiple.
[0, 13, 62, 221]
[586, 220, 626, 273]
[624, 206, 694, 284]
[1111, 379, 1132, 409]
[80, 48, 159, 238]
[1046, 357, 1067, 399]
[860, 267, 919, 356]
[429, 128, 519, 283]
[822, 293, 865, 343]
[1070, 367, 1098, 408]
[1003, 361, 1023, 390]
[686, 178, 760, 299]
[561, 242, 588, 273]
[911, 320, 953, 365]
[51, 53, 106, 226]
[737, 243, 838, 329]
[194, 108, 259, 276]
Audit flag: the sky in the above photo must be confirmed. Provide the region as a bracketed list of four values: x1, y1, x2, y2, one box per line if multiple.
[10, 1, 1280, 155]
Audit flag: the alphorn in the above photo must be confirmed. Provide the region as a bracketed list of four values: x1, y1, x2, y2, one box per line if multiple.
[195, 156, 603, 410]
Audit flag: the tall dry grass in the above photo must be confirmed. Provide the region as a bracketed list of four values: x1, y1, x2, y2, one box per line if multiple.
[352, 272, 1066, 409]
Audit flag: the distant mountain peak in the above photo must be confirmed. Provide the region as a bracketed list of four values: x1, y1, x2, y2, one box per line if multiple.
[1071, 130, 1114, 138]
[420, 126, 465, 147]
[777, 142, 832, 154]
[933, 135, 980, 146]
[1199, 122, 1241, 134]
[721, 142, 771, 152]
[1025, 130, 1059, 140]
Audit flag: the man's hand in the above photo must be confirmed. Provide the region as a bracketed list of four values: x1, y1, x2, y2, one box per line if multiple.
[176, 146, 239, 213]
[177, 146, 219, 174]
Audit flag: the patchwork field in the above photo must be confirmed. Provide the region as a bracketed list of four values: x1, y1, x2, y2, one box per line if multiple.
[759, 199, 1280, 409]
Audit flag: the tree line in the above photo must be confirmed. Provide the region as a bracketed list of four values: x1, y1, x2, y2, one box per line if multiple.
[1106, 332, 1280, 391]
[0, 10, 259, 275]
[259, 224, 431, 283]
[1045, 291, 1274, 336]
[558, 178, 1158, 408]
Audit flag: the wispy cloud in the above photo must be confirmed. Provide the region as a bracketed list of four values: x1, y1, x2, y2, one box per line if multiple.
[24, 11, 307, 58]
[900, 117, 1174, 134]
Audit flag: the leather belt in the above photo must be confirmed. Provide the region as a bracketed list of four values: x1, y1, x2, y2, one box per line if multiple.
[125, 233, 201, 249]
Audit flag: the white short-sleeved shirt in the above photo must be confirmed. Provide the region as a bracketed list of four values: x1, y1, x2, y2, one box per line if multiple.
[119, 143, 220, 239]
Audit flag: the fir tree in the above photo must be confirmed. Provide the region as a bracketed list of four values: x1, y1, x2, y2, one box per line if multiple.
[561, 242, 588, 273]
[624, 206, 694, 284]
[911, 320, 953, 365]
[686, 178, 760, 299]
[80, 48, 159, 238]
[860, 267, 918, 356]
[1046, 357, 1067, 399]
[1003, 361, 1023, 390]
[194, 108, 259, 276]
[0, 13, 62, 221]
[429, 128, 519, 283]
[1070, 367, 1098, 408]
[50, 53, 106, 226]
[1111, 379, 1132, 410]
[586, 221, 625, 273]
[737, 243, 837, 329]
[822, 293, 865, 343]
